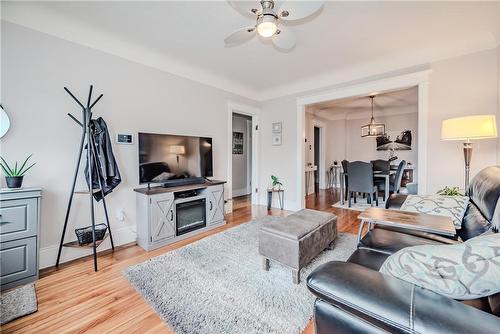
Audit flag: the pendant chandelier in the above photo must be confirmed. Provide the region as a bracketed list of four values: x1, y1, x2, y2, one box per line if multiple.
[361, 95, 385, 137]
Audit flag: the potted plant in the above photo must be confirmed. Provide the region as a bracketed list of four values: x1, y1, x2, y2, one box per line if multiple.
[271, 175, 283, 191]
[0, 154, 36, 189]
[436, 186, 463, 196]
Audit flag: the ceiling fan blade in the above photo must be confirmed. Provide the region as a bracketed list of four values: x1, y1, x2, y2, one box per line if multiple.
[224, 27, 256, 46]
[227, 1, 261, 18]
[279, 1, 324, 21]
[272, 26, 296, 50]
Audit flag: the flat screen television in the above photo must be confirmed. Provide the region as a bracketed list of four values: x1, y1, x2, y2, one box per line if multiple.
[138, 132, 213, 186]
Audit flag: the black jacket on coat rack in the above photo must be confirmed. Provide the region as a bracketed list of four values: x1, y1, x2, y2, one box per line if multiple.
[85, 117, 121, 200]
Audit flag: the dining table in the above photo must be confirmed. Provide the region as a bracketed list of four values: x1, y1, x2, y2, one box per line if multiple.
[373, 170, 396, 201]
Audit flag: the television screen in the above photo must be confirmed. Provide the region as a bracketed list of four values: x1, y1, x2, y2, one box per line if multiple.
[138, 132, 213, 184]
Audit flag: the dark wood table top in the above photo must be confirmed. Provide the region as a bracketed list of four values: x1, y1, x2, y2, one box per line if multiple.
[358, 207, 456, 237]
[134, 180, 226, 195]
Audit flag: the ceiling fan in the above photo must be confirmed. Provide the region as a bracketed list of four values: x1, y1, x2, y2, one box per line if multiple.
[224, 1, 325, 50]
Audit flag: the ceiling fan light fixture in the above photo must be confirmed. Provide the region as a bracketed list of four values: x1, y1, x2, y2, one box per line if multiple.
[257, 14, 278, 37]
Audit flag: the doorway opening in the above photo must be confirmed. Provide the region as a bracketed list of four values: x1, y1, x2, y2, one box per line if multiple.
[296, 70, 430, 210]
[313, 126, 320, 196]
[232, 112, 253, 208]
[227, 102, 260, 213]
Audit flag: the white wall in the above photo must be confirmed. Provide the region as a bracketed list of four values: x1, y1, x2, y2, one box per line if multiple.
[427, 49, 499, 190]
[344, 112, 418, 164]
[231, 113, 251, 197]
[0, 22, 258, 267]
[258, 48, 500, 209]
[259, 97, 300, 209]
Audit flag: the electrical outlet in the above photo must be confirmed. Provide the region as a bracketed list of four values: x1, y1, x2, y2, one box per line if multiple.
[116, 208, 125, 222]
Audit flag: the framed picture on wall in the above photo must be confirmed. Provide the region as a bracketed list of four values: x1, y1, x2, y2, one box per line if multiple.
[272, 122, 282, 133]
[232, 132, 244, 154]
[376, 130, 412, 151]
[272, 134, 282, 146]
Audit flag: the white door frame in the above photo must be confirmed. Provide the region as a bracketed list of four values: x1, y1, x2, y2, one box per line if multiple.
[296, 69, 431, 209]
[227, 102, 260, 209]
[312, 119, 327, 190]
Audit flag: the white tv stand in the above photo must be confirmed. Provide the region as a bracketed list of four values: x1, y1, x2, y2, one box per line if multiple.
[134, 180, 226, 251]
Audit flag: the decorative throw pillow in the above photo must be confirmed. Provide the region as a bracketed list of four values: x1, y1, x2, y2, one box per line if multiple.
[380, 233, 500, 300]
[400, 195, 469, 229]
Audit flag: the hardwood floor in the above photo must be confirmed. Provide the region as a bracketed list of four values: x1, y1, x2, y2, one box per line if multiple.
[1, 189, 362, 334]
[232, 194, 252, 210]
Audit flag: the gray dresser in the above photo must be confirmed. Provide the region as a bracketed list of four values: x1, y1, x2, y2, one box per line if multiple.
[0, 187, 41, 290]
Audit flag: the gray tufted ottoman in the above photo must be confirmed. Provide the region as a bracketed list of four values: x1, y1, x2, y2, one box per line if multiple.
[259, 209, 337, 284]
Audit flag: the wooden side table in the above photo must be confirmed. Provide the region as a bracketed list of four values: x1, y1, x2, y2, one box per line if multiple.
[267, 188, 284, 210]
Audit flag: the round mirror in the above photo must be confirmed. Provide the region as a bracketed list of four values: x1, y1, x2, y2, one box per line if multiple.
[0, 105, 10, 138]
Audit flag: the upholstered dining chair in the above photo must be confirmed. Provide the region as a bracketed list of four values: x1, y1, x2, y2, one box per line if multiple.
[346, 161, 378, 207]
[370, 159, 390, 173]
[377, 160, 407, 194]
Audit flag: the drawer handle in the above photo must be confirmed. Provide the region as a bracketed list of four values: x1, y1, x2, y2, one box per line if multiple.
[209, 201, 213, 211]
[169, 210, 174, 221]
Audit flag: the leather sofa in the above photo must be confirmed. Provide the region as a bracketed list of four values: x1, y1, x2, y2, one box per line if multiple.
[307, 166, 500, 333]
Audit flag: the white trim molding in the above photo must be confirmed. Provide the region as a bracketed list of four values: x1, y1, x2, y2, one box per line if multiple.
[296, 69, 431, 209]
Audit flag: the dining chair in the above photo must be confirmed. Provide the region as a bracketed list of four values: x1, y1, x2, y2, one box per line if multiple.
[377, 160, 407, 194]
[371, 159, 390, 173]
[346, 161, 378, 208]
[341, 160, 349, 201]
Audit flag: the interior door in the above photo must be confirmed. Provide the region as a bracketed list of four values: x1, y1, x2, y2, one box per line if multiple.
[207, 187, 224, 224]
[150, 194, 175, 242]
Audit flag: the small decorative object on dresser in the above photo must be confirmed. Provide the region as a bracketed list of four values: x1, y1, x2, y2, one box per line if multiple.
[0, 155, 36, 189]
[1, 187, 42, 290]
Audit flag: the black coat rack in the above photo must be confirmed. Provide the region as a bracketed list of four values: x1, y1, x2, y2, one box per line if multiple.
[56, 85, 114, 271]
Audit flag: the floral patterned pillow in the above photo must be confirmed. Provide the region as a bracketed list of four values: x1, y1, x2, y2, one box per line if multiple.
[380, 233, 500, 300]
[400, 195, 469, 229]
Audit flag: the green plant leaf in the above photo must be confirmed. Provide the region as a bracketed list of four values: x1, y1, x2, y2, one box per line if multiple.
[17, 154, 32, 176]
[0, 163, 12, 176]
[19, 162, 36, 176]
[13, 161, 19, 176]
[0, 156, 13, 175]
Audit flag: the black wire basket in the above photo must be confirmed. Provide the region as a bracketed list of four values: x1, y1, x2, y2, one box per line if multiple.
[74, 224, 107, 245]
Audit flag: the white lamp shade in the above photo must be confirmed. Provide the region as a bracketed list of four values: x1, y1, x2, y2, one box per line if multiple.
[441, 115, 497, 141]
[169, 145, 185, 154]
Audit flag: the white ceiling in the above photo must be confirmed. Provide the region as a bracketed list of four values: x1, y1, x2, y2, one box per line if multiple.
[2, 1, 499, 101]
[306, 86, 418, 120]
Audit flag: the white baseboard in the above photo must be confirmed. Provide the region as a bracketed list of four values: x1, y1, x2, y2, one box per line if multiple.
[232, 188, 251, 198]
[39, 226, 137, 269]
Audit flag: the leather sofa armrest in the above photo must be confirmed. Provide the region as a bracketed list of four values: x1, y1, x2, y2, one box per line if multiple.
[306, 261, 500, 333]
[385, 194, 407, 209]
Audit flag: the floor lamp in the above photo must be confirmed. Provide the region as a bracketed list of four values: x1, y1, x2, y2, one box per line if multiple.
[441, 115, 497, 190]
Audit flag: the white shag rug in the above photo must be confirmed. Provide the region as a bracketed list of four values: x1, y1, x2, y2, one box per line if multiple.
[124, 216, 356, 334]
